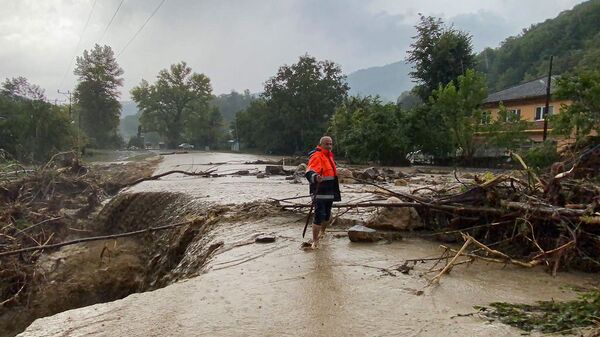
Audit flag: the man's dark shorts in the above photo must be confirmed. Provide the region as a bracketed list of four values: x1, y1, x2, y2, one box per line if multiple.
[314, 200, 333, 225]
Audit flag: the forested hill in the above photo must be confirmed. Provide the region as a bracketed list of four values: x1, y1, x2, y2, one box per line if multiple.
[477, 0, 600, 92]
[345, 61, 413, 102]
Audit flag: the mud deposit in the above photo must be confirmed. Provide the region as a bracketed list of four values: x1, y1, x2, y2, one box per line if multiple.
[10, 152, 599, 337]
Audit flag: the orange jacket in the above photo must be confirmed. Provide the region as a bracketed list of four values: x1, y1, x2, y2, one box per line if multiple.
[306, 145, 337, 179]
[305, 145, 341, 201]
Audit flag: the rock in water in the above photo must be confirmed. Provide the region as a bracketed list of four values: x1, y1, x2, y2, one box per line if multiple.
[255, 234, 276, 243]
[256, 173, 266, 179]
[359, 167, 379, 180]
[337, 167, 354, 184]
[366, 197, 423, 231]
[265, 165, 286, 175]
[394, 179, 409, 186]
[347, 225, 402, 243]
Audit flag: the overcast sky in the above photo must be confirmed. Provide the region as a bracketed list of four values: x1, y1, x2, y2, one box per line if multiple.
[0, 0, 587, 101]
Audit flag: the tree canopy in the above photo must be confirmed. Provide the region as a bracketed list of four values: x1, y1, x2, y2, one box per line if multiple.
[131, 62, 218, 148]
[407, 14, 476, 101]
[553, 69, 600, 141]
[74, 44, 124, 148]
[235, 54, 349, 154]
[477, 0, 600, 91]
[1, 77, 76, 162]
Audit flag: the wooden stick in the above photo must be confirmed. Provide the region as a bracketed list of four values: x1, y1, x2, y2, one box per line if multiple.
[0, 218, 202, 258]
[122, 169, 215, 187]
[500, 200, 586, 217]
[428, 236, 473, 286]
[281, 201, 505, 214]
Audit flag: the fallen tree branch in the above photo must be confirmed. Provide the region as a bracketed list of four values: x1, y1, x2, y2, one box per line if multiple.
[500, 200, 587, 217]
[428, 236, 473, 286]
[122, 169, 216, 187]
[0, 217, 203, 258]
[281, 201, 506, 214]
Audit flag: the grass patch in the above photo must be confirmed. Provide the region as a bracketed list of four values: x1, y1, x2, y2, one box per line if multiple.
[477, 290, 600, 334]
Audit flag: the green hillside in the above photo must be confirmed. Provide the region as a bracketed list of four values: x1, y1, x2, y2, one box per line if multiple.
[477, 0, 600, 92]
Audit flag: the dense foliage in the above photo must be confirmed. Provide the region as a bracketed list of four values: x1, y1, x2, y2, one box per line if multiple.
[74, 44, 124, 148]
[477, 0, 600, 91]
[131, 62, 220, 148]
[235, 55, 349, 154]
[407, 15, 476, 101]
[328, 97, 411, 165]
[0, 78, 76, 163]
[553, 69, 600, 141]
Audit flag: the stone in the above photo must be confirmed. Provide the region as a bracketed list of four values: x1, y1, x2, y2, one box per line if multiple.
[256, 173, 266, 178]
[366, 197, 423, 231]
[394, 179, 409, 186]
[285, 176, 295, 180]
[255, 234, 276, 243]
[348, 225, 379, 242]
[337, 167, 354, 184]
[265, 165, 286, 175]
[235, 170, 250, 176]
[347, 225, 402, 243]
[359, 167, 379, 180]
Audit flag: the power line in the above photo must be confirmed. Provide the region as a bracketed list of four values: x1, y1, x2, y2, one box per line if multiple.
[117, 0, 167, 58]
[99, 0, 126, 42]
[59, 0, 98, 89]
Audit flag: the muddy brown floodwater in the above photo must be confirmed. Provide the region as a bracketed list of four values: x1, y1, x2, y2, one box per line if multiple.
[18, 152, 598, 337]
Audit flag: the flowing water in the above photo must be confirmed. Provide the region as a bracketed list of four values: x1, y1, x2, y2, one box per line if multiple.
[17, 152, 598, 337]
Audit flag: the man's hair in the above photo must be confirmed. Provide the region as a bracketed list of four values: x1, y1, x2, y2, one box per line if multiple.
[319, 136, 332, 145]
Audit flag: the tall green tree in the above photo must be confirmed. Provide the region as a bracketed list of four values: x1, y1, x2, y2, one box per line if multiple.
[0, 77, 76, 162]
[131, 62, 216, 148]
[261, 54, 349, 153]
[552, 69, 600, 141]
[407, 14, 476, 101]
[428, 69, 488, 159]
[73, 44, 124, 148]
[329, 96, 411, 165]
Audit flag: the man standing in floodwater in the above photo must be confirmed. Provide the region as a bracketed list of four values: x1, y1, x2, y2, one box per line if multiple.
[305, 136, 341, 249]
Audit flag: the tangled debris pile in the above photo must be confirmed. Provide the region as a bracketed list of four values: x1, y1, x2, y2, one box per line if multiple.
[282, 143, 600, 276]
[0, 152, 160, 309]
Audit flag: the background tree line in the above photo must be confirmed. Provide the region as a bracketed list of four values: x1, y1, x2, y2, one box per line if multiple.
[2, 1, 598, 165]
[235, 14, 599, 166]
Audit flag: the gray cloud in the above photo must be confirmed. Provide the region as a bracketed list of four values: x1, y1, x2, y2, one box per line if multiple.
[0, 0, 587, 101]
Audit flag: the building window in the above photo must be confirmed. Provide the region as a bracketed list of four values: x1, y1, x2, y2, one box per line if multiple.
[481, 111, 491, 125]
[535, 106, 553, 121]
[506, 109, 521, 122]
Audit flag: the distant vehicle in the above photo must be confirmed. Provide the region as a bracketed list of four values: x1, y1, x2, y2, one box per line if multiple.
[178, 143, 194, 150]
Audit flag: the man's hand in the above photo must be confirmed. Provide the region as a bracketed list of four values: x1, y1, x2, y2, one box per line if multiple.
[315, 175, 322, 183]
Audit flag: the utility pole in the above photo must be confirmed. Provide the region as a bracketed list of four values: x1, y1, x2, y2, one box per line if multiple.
[543, 56, 553, 142]
[57, 89, 79, 153]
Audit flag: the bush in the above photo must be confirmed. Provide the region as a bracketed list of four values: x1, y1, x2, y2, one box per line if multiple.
[523, 141, 559, 170]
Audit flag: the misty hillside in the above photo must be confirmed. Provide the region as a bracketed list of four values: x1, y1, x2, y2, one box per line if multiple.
[346, 61, 413, 102]
[120, 101, 139, 117]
